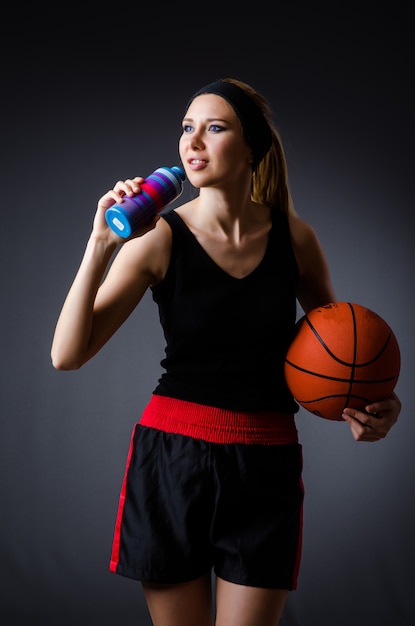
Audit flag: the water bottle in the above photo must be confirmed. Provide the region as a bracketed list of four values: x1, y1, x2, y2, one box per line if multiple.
[105, 165, 186, 238]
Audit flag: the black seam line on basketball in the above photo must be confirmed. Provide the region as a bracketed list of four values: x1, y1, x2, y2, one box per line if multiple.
[297, 393, 375, 404]
[284, 361, 398, 383]
[346, 303, 358, 408]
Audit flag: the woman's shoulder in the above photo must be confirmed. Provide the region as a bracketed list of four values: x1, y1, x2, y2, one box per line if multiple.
[287, 212, 319, 245]
[115, 213, 173, 286]
[287, 212, 327, 276]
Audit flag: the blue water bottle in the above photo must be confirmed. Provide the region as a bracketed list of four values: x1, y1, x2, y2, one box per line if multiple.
[105, 165, 186, 238]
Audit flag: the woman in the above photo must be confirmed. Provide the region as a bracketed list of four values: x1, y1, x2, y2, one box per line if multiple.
[51, 78, 401, 626]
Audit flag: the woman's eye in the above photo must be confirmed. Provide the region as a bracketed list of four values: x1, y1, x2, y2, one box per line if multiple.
[208, 124, 224, 133]
[182, 124, 193, 133]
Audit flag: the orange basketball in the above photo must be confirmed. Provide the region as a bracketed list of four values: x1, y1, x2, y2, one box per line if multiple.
[284, 302, 401, 421]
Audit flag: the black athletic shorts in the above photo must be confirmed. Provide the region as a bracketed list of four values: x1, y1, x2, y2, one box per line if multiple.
[109, 398, 304, 590]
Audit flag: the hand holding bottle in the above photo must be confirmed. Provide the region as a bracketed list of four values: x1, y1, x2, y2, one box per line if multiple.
[104, 166, 186, 238]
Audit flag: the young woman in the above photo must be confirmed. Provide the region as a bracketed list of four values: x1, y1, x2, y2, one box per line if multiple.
[51, 78, 401, 626]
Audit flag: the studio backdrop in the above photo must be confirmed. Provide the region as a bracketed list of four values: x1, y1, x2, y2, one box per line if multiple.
[1, 5, 413, 625]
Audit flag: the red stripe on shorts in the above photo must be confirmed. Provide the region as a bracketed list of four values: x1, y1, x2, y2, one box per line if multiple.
[109, 423, 138, 573]
[139, 394, 298, 444]
[292, 474, 305, 589]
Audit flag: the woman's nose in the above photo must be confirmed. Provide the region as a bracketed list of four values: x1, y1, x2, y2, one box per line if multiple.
[189, 128, 204, 149]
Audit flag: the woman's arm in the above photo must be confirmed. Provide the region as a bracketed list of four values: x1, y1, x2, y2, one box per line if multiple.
[288, 213, 336, 313]
[51, 178, 171, 370]
[288, 213, 402, 439]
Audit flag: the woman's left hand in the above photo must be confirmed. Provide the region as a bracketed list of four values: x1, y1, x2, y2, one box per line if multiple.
[342, 392, 402, 442]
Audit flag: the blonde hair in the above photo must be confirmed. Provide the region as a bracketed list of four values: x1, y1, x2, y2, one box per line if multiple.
[222, 78, 296, 216]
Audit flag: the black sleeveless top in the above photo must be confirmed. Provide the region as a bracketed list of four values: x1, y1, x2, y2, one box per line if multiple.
[151, 209, 299, 413]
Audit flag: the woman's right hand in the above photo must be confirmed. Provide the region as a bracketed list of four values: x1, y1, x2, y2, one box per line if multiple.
[94, 176, 158, 242]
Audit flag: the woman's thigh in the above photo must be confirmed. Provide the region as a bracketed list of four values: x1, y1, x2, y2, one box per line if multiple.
[142, 575, 214, 626]
[215, 577, 289, 626]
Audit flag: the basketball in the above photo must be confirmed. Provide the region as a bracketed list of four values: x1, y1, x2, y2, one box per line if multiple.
[284, 302, 401, 421]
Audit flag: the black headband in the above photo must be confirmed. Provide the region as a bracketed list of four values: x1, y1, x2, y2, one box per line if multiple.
[186, 80, 273, 169]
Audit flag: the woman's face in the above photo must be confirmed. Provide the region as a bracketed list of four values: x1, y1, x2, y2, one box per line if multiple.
[179, 93, 253, 188]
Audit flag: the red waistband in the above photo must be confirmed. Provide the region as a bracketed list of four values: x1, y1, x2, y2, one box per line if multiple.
[139, 395, 298, 445]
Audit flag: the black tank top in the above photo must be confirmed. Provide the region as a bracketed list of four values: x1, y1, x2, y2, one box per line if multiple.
[151, 209, 299, 413]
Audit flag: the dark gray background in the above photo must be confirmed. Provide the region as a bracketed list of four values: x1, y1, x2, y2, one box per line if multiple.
[1, 4, 413, 625]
